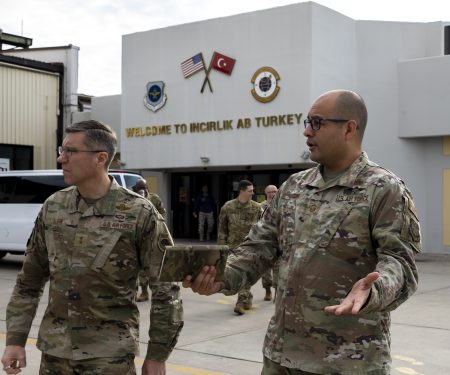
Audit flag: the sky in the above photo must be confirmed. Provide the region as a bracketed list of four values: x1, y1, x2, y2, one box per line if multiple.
[2, 0, 450, 97]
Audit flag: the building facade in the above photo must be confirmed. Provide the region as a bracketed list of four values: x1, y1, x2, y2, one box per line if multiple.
[117, 3, 449, 252]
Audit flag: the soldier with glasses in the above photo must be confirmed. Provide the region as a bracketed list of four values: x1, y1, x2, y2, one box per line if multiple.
[2, 120, 183, 375]
[184, 90, 421, 375]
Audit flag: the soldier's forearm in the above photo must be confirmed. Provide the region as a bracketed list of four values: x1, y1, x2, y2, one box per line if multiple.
[148, 283, 184, 360]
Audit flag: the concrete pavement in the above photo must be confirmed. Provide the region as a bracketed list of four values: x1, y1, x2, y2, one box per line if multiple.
[0, 244, 449, 375]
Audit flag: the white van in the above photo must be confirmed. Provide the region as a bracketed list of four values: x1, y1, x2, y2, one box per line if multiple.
[0, 169, 144, 259]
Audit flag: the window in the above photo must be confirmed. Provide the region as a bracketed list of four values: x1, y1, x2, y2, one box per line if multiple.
[0, 176, 67, 204]
[123, 174, 142, 189]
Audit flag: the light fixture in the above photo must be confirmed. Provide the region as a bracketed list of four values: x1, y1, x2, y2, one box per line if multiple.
[0, 30, 33, 49]
[200, 156, 210, 163]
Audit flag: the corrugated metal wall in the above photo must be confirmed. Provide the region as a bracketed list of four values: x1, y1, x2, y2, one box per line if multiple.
[0, 63, 59, 169]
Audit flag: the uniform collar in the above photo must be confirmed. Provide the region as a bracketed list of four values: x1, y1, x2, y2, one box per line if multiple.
[68, 177, 120, 216]
[234, 198, 252, 208]
[305, 152, 369, 189]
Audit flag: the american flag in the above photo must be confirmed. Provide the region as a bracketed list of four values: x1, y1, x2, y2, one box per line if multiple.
[181, 53, 204, 78]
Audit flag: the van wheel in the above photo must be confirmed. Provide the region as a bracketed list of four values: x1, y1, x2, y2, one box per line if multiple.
[0, 251, 6, 260]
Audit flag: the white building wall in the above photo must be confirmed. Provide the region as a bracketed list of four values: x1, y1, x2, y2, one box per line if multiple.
[118, 2, 450, 253]
[398, 55, 450, 137]
[72, 111, 91, 124]
[353, 20, 450, 253]
[121, 2, 317, 170]
[310, 5, 356, 97]
[91, 95, 121, 148]
[397, 53, 450, 252]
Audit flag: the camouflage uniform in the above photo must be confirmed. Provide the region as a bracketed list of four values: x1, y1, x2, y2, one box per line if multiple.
[221, 153, 421, 375]
[39, 352, 136, 374]
[148, 192, 166, 217]
[260, 200, 269, 211]
[5, 179, 183, 367]
[218, 198, 262, 305]
[138, 192, 166, 298]
[260, 200, 279, 293]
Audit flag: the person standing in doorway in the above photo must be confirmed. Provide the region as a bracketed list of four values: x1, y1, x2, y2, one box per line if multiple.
[217, 180, 262, 315]
[260, 184, 279, 301]
[193, 185, 216, 241]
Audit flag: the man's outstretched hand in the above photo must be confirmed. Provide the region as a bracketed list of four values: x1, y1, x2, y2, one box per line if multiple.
[324, 272, 380, 315]
[182, 266, 223, 295]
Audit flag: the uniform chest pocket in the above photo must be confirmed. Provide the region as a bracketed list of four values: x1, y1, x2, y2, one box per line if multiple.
[89, 231, 123, 270]
[321, 202, 370, 261]
[308, 202, 353, 249]
[239, 211, 258, 222]
[89, 230, 139, 284]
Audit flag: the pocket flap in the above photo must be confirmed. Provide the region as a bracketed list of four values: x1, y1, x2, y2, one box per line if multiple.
[90, 231, 123, 271]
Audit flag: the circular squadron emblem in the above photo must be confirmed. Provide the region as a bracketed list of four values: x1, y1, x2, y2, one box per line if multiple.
[144, 81, 167, 112]
[251, 67, 280, 103]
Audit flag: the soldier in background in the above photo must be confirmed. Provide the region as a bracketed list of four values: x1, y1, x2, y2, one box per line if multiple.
[1, 121, 183, 375]
[193, 185, 216, 241]
[260, 184, 279, 301]
[132, 179, 167, 302]
[217, 180, 262, 315]
[184, 90, 421, 375]
[133, 179, 166, 218]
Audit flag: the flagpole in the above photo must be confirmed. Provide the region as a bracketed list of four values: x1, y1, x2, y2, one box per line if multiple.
[200, 56, 213, 93]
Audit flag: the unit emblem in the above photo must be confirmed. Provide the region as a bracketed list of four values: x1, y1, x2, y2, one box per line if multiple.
[144, 81, 167, 112]
[251, 67, 280, 103]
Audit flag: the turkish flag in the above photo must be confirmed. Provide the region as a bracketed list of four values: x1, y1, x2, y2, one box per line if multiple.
[211, 52, 236, 75]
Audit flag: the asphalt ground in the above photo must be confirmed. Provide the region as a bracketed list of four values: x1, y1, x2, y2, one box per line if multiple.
[0, 242, 449, 375]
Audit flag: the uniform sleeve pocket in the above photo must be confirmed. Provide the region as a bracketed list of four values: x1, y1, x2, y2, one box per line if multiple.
[401, 196, 421, 252]
[45, 225, 68, 272]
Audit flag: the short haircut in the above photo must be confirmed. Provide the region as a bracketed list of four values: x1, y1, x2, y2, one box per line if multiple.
[238, 180, 253, 192]
[133, 179, 147, 192]
[65, 120, 117, 167]
[334, 90, 368, 139]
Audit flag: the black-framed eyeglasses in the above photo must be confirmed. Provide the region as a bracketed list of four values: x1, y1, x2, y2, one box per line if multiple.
[58, 146, 106, 157]
[303, 117, 349, 131]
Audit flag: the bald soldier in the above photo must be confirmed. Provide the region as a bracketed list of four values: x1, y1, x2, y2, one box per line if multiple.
[184, 90, 421, 375]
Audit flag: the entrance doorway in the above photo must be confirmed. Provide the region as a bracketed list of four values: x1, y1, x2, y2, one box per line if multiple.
[170, 168, 299, 240]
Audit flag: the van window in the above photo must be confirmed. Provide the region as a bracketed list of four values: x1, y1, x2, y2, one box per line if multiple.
[1, 173, 142, 205]
[112, 175, 122, 186]
[111, 173, 140, 188]
[0, 176, 67, 204]
[124, 174, 142, 189]
[0, 170, 145, 255]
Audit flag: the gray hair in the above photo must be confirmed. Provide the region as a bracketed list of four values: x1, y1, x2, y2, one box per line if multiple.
[65, 120, 117, 167]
